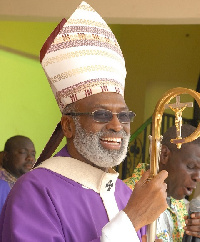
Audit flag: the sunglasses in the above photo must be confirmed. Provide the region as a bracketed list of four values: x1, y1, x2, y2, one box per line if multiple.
[64, 110, 136, 123]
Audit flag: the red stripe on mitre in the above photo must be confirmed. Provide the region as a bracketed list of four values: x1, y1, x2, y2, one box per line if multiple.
[40, 18, 67, 63]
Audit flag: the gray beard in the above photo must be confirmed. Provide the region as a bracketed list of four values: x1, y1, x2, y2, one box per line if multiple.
[73, 119, 130, 168]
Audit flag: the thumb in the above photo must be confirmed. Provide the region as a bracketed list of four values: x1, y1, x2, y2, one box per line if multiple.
[142, 235, 147, 242]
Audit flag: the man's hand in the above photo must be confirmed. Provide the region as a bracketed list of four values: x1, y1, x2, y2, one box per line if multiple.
[184, 212, 200, 238]
[124, 170, 168, 231]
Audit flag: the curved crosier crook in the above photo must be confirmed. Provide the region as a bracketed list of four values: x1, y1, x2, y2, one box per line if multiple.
[147, 87, 200, 242]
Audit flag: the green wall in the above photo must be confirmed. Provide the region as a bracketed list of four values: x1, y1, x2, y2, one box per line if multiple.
[0, 49, 66, 157]
[120, 25, 200, 133]
[0, 21, 58, 56]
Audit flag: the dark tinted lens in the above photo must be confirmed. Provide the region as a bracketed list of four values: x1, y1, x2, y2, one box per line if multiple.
[93, 110, 113, 122]
[118, 111, 135, 123]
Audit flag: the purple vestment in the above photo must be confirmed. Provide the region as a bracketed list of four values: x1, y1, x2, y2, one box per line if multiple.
[0, 146, 146, 241]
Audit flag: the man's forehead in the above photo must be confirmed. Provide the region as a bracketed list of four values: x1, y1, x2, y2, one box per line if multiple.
[181, 142, 200, 150]
[11, 138, 34, 149]
[76, 92, 126, 107]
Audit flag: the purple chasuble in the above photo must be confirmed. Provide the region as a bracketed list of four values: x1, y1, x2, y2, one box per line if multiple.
[0, 146, 146, 241]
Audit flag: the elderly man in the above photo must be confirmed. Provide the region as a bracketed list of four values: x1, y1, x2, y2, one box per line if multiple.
[0, 135, 36, 188]
[124, 124, 200, 241]
[0, 2, 167, 241]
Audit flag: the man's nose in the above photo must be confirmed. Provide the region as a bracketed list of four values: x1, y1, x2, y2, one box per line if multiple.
[192, 170, 200, 182]
[105, 114, 123, 132]
[26, 153, 35, 163]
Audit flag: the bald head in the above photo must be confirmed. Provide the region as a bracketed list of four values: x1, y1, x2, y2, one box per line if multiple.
[4, 136, 32, 151]
[3, 135, 36, 178]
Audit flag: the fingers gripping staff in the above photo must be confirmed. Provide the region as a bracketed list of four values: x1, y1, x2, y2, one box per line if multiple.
[124, 170, 168, 232]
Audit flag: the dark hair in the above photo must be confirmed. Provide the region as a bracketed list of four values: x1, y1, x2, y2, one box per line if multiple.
[62, 102, 77, 114]
[162, 124, 200, 152]
[4, 135, 32, 152]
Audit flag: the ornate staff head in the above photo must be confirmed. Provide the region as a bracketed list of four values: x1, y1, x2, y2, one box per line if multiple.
[150, 87, 200, 177]
[148, 87, 200, 242]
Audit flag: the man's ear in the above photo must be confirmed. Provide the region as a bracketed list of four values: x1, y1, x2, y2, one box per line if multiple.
[160, 145, 171, 165]
[61, 115, 75, 139]
[3, 151, 8, 161]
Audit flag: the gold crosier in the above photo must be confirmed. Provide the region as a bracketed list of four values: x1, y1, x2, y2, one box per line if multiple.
[147, 87, 200, 242]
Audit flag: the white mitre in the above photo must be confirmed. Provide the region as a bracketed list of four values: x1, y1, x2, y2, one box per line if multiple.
[40, 1, 126, 113]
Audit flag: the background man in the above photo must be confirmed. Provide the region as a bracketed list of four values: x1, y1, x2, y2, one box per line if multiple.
[0, 2, 167, 241]
[124, 124, 200, 241]
[0, 135, 36, 188]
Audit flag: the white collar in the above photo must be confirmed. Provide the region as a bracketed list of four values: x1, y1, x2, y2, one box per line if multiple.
[36, 156, 120, 220]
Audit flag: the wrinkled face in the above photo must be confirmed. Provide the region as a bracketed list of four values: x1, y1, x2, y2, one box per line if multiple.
[165, 143, 200, 200]
[4, 138, 36, 178]
[72, 92, 131, 168]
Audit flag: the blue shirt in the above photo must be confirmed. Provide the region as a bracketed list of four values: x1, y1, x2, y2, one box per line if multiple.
[0, 179, 10, 214]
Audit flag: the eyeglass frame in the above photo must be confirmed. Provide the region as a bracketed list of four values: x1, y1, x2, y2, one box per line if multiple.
[64, 110, 136, 123]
